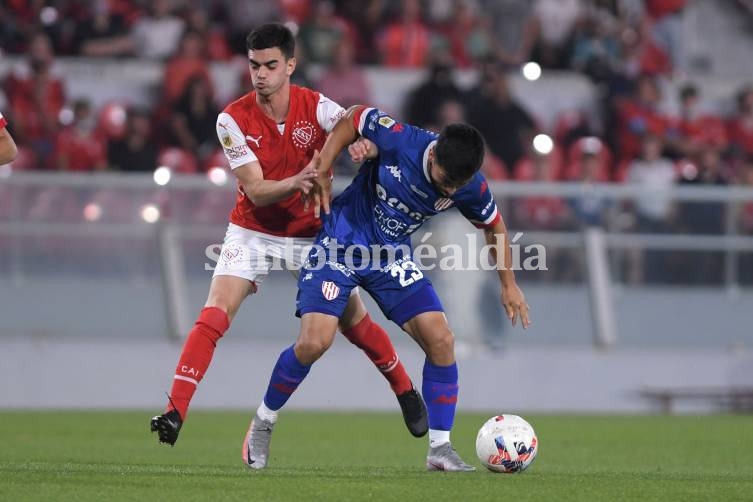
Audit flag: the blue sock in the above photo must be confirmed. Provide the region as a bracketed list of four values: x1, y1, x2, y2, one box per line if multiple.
[263, 345, 312, 411]
[422, 360, 459, 431]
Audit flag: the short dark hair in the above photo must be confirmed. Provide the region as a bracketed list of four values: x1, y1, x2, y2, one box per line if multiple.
[434, 123, 485, 185]
[680, 83, 698, 101]
[246, 23, 295, 59]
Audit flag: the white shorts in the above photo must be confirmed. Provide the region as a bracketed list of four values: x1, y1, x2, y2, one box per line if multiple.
[212, 223, 314, 287]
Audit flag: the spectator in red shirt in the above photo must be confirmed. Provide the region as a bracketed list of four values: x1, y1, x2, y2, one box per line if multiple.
[671, 83, 727, 157]
[615, 74, 671, 160]
[56, 99, 107, 172]
[162, 30, 213, 106]
[5, 32, 65, 169]
[378, 0, 431, 68]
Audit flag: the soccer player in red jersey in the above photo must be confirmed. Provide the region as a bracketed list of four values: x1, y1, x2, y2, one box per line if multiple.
[0, 111, 18, 165]
[151, 23, 427, 448]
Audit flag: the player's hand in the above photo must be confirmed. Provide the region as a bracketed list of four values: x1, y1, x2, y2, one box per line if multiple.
[311, 172, 332, 218]
[348, 137, 378, 163]
[295, 150, 320, 196]
[501, 282, 530, 329]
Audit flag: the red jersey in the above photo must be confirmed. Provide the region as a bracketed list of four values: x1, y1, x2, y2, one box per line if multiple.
[0, 111, 7, 129]
[56, 127, 106, 171]
[216, 85, 345, 237]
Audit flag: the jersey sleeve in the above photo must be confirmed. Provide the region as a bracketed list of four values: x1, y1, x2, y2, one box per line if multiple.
[216, 112, 257, 169]
[352, 107, 421, 153]
[316, 94, 346, 133]
[0, 111, 7, 129]
[454, 174, 501, 229]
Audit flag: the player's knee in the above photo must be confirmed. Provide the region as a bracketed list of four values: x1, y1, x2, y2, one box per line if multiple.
[295, 332, 333, 364]
[425, 329, 455, 360]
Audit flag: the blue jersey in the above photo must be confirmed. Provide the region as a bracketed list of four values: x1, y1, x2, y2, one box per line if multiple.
[323, 107, 501, 248]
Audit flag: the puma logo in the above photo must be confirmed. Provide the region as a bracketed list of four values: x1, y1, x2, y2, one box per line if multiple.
[245, 134, 262, 148]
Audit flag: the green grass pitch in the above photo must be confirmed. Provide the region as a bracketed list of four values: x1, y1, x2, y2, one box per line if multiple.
[1, 411, 752, 501]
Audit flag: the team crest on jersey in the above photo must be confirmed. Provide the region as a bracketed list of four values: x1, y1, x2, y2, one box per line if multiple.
[434, 198, 454, 211]
[218, 122, 233, 147]
[321, 281, 340, 301]
[378, 116, 396, 128]
[292, 120, 317, 149]
[221, 132, 232, 147]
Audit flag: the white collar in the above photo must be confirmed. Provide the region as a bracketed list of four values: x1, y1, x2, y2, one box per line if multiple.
[422, 140, 436, 183]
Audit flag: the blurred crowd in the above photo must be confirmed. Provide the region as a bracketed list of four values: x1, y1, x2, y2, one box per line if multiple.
[2, 0, 753, 284]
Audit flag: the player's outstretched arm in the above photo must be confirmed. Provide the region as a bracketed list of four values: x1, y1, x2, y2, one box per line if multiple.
[233, 156, 318, 207]
[483, 217, 531, 329]
[317, 105, 363, 175]
[310, 105, 366, 216]
[0, 126, 18, 165]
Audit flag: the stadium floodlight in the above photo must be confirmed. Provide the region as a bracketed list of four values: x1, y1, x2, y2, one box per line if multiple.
[153, 166, 172, 186]
[141, 204, 161, 223]
[58, 107, 74, 126]
[522, 62, 542, 81]
[285, 21, 300, 36]
[207, 166, 228, 186]
[532, 133, 554, 155]
[40, 6, 58, 25]
[83, 203, 102, 222]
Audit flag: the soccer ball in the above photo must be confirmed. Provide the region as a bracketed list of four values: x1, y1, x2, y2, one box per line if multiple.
[475, 415, 538, 473]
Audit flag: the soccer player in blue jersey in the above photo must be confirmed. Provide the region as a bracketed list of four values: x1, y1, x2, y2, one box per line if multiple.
[244, 106, 530, 471]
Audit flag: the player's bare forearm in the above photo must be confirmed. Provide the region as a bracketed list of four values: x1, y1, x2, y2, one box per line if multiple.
[0, 128, 18, 165]
[317, 105, 362, 175]
[483, 218, 516, 287]
[234, 161, 315, 207]
[242, 177, 298, 206]
[484, 218, 531, 328]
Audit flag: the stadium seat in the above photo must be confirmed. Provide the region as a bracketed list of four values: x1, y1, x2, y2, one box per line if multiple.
[157, 147, 199, 174]
[512, 147, 565, 181]
[202, 149, 230, 172]
[97, 101, 129, 141]
[564, 137, 613, 182]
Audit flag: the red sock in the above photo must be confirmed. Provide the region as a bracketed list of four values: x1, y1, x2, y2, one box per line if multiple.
[342, 314, 413, 395]
[166, 306, 229, 419]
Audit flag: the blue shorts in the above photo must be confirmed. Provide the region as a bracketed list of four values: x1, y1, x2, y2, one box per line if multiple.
[295, 234, 443, 326]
